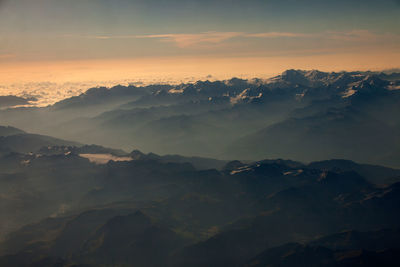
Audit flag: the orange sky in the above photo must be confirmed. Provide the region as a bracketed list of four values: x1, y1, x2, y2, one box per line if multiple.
[1, 39, 399, 108]
[1, 0, 399, 91]
[1, 51, 399, 85]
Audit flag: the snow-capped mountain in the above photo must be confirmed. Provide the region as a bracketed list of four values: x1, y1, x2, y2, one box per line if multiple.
[0, 70, 399, 167]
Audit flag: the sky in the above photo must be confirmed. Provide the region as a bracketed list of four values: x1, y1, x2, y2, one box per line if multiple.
[0, 0, 399, 103]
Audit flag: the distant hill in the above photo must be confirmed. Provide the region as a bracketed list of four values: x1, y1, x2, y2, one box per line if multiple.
[308, 159, 400, 185]
[0, 132, 79, 155]
[0, 126, 25, 137]
[0, 132, 398, 266]
[0, 96, 34, 109]
[0, 70, 399, 167]
[247, 229, 400, 267]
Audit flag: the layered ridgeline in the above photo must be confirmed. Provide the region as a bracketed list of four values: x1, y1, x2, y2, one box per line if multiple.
[0, 126, 400, 266]
[0, 70, 399, 167]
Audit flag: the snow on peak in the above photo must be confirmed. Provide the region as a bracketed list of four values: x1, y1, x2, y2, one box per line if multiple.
[230, 88, 262, 104]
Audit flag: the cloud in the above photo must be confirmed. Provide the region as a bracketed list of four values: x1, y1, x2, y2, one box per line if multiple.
[88, 31, 309, 48]
[85, 35, 136, 40]
[79, 30, 400, 51]
[135, 32, 243, 48]
[245, 32, 310, 38]
[326, 30, 378, 41]
[326, 30, 400, 42]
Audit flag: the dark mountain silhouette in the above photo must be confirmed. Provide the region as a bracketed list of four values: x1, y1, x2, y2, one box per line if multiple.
[0, 133, 79, 155]
[227, 106, 400, 167]
[247, 229, 400, 267]
[0, 125, 25, 136]
[0, 126, 398, 266]
[0, 96, 35, 109]
[79, 211, 188, 266]
[0, 69, 400, 266]
[1, 70, 399, 167]
[0, 126, 80, 160]
[307, 159, 400, 185]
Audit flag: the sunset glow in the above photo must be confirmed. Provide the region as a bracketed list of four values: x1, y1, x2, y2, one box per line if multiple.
[1, 0, 399, 106]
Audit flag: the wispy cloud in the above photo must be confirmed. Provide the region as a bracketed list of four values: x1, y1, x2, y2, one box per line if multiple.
[76, 30, 400, 51]
[326, 30, 381, 41]
[85, 35, 137, 40]
[135, 32, 244, 48]
[324, 30, 400, 46]
[245, 32, 310, 38]
[86, 31, 309, 48]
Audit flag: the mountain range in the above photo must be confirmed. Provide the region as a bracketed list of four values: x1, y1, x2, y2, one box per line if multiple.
[0, 69, 399, 167]
[0, 69, 400, 266]
[0, 125, 399, 266]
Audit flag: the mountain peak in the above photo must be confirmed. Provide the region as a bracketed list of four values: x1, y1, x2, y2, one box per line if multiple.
[281, 69, 307, 79]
